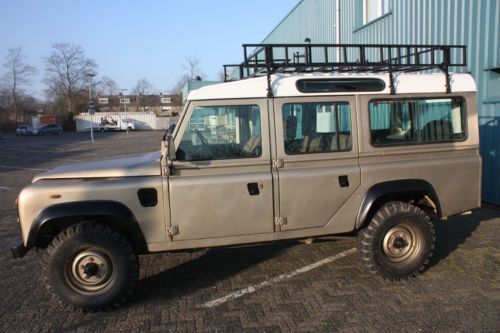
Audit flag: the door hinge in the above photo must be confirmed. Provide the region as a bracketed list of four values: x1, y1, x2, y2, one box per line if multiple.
[272, 159, 284, 170]
[167, 225, 179, 236]
[275, 216, 287, 226]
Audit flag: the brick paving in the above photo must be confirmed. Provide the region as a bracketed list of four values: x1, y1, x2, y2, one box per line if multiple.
[0, 131, 499, 332]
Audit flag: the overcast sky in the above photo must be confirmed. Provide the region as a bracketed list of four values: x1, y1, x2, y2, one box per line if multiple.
[0, 0, 298, 99]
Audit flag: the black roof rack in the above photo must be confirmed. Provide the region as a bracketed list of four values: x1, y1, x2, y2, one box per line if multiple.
[223, 43, 467, 96]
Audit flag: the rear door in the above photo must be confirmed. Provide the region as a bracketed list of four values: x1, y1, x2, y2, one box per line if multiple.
[273, 96, 360, 231]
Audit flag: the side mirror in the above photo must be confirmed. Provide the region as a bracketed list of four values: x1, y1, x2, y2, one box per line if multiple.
[167, 134, 176, 161]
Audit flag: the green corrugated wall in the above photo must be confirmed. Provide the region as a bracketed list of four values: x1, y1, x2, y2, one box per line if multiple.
[262, 0, 500, 205]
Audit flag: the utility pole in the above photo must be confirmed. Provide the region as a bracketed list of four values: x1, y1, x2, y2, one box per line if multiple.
[86, 72, 96, 143]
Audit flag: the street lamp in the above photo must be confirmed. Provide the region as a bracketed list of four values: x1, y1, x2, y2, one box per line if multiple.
[120, 89, 128, 114]
[86, 72, 96, 143]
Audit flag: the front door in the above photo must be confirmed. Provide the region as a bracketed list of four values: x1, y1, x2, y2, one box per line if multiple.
[273, 96, 361, 232]
[167, 99, 274, 241]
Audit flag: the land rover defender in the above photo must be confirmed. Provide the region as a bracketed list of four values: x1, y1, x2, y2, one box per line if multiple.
[11, 44, 481, 310]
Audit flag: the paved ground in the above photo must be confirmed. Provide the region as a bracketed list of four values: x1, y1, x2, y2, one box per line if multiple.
[0, 131, 499, 333]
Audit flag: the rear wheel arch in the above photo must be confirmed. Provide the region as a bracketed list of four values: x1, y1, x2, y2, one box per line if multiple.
[355, 179, 441, 230]
[28, 201, 148, 254]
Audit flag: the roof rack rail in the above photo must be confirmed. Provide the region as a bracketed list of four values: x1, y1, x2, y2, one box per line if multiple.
[223, 43, 467, 96]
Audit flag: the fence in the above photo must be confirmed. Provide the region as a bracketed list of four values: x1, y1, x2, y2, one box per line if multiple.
[75, 112, 176, 131]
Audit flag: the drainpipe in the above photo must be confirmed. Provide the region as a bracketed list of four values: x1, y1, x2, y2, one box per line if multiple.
[335, 0, 341, 61]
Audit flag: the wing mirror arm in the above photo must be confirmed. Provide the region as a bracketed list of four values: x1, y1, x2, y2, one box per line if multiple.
[166, 134, 176, 175]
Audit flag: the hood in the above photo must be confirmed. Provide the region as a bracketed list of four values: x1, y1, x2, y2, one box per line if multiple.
[33, 151, 161, 182]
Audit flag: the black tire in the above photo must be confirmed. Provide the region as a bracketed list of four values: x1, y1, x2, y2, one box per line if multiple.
[43, 223, 138, 311]
[357, 201, 435, 280]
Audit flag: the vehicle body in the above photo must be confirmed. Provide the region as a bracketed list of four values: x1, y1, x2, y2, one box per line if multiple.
[37, 124, 63, 135]
[15, 124, 36, 136]
[161, 106, 179, 117]
[11, 44, 481, 311]
[98, 116, 135, 131]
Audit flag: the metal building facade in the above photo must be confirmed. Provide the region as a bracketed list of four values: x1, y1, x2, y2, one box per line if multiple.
[262, 0, 500, 205]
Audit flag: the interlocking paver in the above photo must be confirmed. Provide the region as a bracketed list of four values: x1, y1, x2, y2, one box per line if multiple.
[0, 131, 499, 332]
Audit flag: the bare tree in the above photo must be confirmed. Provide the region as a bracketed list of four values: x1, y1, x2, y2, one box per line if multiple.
[170, 73, 191, 95]
[2, 47, 37, 124]
[43, 43, 97, 114]
[170, 55, 205, 94]
[183, 55, 204, 80]
[133, 78, 153, 111]
[98, 76, 118, 96]
[0, 86, 10, 130]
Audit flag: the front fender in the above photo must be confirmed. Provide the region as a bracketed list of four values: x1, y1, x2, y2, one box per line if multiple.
[27, 200, 148, 253]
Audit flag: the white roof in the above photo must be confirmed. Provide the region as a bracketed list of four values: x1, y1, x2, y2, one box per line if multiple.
[187, 72, 476, 101]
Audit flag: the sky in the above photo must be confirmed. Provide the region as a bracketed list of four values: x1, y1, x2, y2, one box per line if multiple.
[0, 0, 299, 99]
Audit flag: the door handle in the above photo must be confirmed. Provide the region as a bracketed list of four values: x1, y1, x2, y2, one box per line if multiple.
[247, 182, 260, 195]
[339, 175, 349, 188]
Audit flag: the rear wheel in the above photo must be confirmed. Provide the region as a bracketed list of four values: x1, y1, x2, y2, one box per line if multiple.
[357, 201, 435, 280]
[43, 223, 138, 311]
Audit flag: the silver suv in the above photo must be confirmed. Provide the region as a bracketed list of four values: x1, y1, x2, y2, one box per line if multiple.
[11, 44, 481, 310]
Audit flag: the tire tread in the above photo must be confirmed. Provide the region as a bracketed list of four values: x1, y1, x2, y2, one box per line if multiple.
[357, 201, 435, 281]
[43, 222, 138, 312]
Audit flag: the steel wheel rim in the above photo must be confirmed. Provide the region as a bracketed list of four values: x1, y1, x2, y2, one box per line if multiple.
[382, 223, 421, 263]
[65, 248, 116, 294]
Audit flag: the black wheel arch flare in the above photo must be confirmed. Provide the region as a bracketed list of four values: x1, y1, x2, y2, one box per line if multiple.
[27, 200, 148, 254]
[355, 179, 442, 230]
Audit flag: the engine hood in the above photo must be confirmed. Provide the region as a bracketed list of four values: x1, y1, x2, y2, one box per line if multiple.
[33, 151, 162, 182]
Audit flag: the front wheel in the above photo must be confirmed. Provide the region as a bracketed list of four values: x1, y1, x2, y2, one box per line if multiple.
[43, 223, 138, 311]
[357, 201, 435, 280]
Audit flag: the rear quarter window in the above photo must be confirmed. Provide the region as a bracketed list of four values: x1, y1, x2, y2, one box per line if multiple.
[369, 97, 467, 146]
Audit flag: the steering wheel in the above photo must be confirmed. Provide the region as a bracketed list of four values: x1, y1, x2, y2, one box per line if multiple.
[191, 129, 215, 159]
[194, 129, 209, 146]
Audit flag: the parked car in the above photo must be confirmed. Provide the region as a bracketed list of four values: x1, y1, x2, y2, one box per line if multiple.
[37, 124, 63, 135]
[15, 124, 35, 136]
[11, 43, 481, 311]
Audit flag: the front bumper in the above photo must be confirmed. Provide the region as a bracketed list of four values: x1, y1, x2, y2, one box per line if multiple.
[11, 241, 28, 259]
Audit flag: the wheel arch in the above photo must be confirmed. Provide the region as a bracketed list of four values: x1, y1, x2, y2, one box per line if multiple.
[355, 179, 441, 230]
[28, 200, 148, 254]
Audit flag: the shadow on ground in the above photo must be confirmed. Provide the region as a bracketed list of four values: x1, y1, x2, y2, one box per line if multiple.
[128, 240, 305, 306]
[428, 208, 494, 267]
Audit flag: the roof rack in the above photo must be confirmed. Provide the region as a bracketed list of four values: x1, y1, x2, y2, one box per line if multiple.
[223, 43, 467, 96]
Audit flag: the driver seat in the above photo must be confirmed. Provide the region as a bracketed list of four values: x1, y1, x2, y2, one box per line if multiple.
[242, 135, 261, 156]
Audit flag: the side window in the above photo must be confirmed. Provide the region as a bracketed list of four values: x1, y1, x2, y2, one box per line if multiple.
[176, 104, 262, 161]
[282, 101, 352, 154]
[369, 97, 466, 146]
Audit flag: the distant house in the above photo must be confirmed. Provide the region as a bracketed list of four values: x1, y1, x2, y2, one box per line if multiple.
[95, 93, 182, 116]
